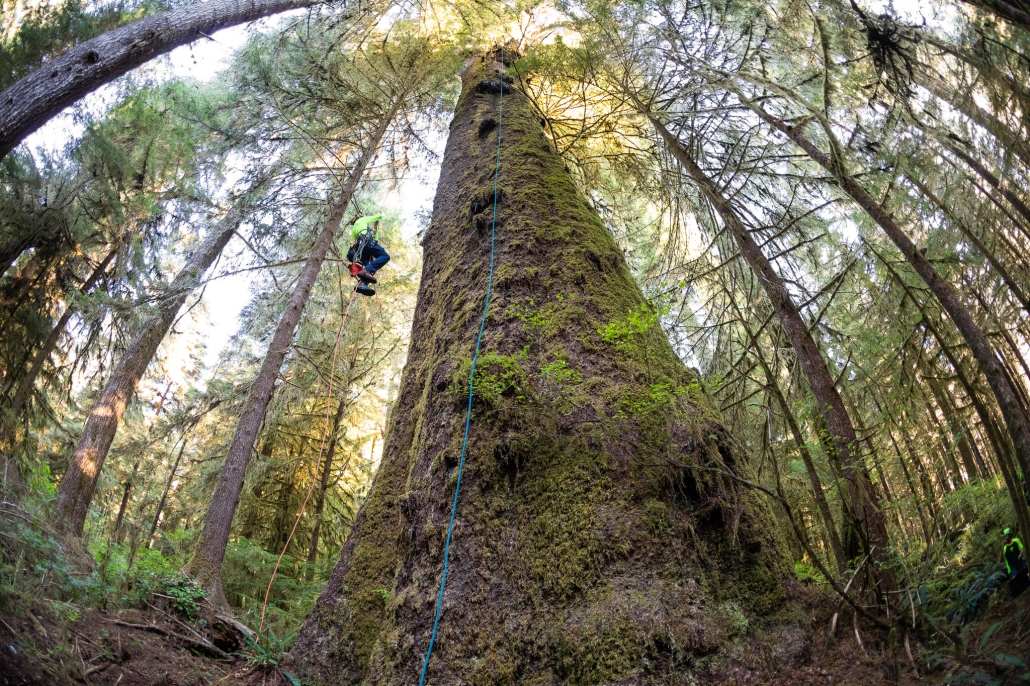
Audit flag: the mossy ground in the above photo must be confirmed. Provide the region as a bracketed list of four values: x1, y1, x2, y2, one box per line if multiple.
[285, 52, 807, 685]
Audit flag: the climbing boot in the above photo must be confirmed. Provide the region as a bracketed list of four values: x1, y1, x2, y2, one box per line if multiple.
[356, 268, 378, 284]
[355, 284, 376, 297]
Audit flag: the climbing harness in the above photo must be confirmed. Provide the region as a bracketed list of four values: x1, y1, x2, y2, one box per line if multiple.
[259, 274, 359, 632]
[348, 230, 375, 296]
[418, 51, 505, 685]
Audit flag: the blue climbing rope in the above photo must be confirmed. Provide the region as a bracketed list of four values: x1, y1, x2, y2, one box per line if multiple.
[418, 52, 504, 686]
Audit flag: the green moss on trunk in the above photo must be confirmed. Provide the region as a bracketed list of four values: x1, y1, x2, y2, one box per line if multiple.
[286, 50, 807, 685]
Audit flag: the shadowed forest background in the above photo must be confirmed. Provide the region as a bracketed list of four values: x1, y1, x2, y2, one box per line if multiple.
[2, 0, 1030, 682]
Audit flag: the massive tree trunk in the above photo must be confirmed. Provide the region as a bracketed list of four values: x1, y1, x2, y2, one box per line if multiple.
[0, 0, 336, 160]
[188, 105, 399, 610]
[284, 50, 805, 686]
[746, 103, 1030, 503]
[647, 115, 894, 590]
[54, 201, 249, 535]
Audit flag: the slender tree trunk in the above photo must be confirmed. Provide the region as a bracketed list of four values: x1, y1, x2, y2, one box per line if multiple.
[0, 0, 336, 160]
[648, 113, 896, 592]
[879, 250, 1008, 480]
[149, 436, 190, 544]
[907, 175, 1030, 317]
[844, 391, 906, 533]
[4, 245, 118, 430]
[878, 402, 934, 547]
[942, 141, 1030, 229]
[919, 390, 965, 487]
[285, 51, 804, 684]
[748, 104, 1030, 498]
[113, 381, 173, 537]
[307, 382, 353, 572]
[913, 68, 1030, 167]
[743, 318, 847, 571]
[923, 372, 981, 480]
[54, 200, 250, 535]
[0, 245, 118, 495]
[188, 105, 399, 610]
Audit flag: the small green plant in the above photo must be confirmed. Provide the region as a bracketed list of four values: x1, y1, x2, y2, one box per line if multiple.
[794, 561, 827, 584]
[451, 347, 532, 406]
[943, 566, 1006, 625]
[240, 626, 297, 668]
[598, 303, 659, 351]
[163, 575, 205, 620]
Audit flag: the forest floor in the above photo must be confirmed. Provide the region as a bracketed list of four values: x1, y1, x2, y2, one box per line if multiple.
[0, 603, 241, 685]
[2, 585, 1029, 685]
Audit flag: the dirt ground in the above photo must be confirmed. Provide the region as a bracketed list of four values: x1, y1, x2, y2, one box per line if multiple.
[2, 586, 1029, 685]
[0, 605, 239, 685]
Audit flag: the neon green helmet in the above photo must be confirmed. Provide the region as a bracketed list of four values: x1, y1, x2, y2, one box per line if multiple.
[1004, 528, 1012, 536]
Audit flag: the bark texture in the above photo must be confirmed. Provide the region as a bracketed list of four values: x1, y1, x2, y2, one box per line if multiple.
[188, 109, 395, 609]
[0, 0, 330, 160]
[54, 206, 244, 535]
[285, 53, 806, 686]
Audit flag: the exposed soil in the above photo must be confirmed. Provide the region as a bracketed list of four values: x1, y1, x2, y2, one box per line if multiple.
[0, 604, 240, 685]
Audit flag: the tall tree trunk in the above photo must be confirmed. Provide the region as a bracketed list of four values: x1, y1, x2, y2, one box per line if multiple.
[0, 245, 118, 495]
[740, 313, 848, 572]
[188, 105, 399, 610]
[747, 103, 1030, 499]
[307, 379, 353, 572]
[907, 175, 1030, 317]
[149, 435, 190, 544]
[919, 389, 965, 487]
[647, 113, 895, 591]
[113, 381, 173, 537]
[959, 0, 1030, 38]
[942, 140, 1030, 229]
[876, 397, 934, 547]
[54, 200, 251, 535]
[923, 372, 981, 481]
[0, 0, 336, 160]
[880, 250, 1005, 480]
[285, 52, 804, 684]
[913, 68, 1030, 167]
[4, 244, 119, 431]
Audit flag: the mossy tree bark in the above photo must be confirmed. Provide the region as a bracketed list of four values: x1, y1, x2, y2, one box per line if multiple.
[285, 50, 806, 686]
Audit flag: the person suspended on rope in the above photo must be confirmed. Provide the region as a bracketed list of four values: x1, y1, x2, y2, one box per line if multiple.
[1001, 528, 1029, 597]
[346, 212, 390, 296]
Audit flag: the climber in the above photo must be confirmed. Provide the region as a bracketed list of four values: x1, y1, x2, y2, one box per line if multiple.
[347, 212, 390, 296]
[1001, 528, 1029, 597]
